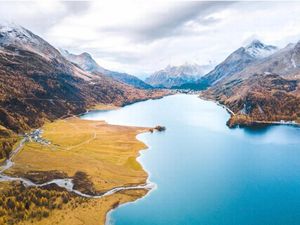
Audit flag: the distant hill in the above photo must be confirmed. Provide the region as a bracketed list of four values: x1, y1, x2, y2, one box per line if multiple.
[145, 63, 212, 88]
[60, 50, 152, 89]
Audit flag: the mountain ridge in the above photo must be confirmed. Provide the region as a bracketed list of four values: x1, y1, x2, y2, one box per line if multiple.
[145, 63, 212, 88]
[200, 40, 300, 127]
[193, 40, 278, 89]
[60, 49, 152, 89]
[0, 23, 168, 160]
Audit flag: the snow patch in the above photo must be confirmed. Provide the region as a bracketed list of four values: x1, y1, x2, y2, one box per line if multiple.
[291, 57, 297, 68]
[245, 40, 278, 59]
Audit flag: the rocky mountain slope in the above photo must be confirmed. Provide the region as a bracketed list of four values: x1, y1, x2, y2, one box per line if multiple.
[61, 50, 152, 89]
[182, 40, 278, 90]
[201, 40, 300, 127]
[0, 24, 167, 159]
[145, 63, 212, 88]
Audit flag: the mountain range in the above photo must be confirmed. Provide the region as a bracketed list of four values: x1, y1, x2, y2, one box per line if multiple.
[0, 22, 299, 139]
[60, 50, 152, 89]
[179, 40, 278, 90]
[0, 23, 167, 159]
[145, 63, 212, 88]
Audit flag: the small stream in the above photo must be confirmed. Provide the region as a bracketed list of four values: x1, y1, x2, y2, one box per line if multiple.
[0, 132, 153, 198]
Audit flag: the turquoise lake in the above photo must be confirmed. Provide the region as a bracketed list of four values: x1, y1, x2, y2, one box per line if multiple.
[81, 94, 300, 225]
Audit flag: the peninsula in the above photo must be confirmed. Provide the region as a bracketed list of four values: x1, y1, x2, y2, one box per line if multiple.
[0, 116, 157, 225]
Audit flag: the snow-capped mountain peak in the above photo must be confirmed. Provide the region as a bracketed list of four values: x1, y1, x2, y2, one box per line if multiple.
[245, 39, 278, 58]
[145, 63, 213, 88]
[0, 22, 65, 61]
[159, 63, 212, 77]
[0, 23, 37, 47]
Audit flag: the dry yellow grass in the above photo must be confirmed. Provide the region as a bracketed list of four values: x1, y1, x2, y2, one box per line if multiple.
[89, 103, 119, 111]
[7, 117, 150, 192]
[0, 117, 153, 224]
[0, 181, 11, 191]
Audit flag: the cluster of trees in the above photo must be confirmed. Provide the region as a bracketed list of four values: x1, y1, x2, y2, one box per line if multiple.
[0, 142, 12, 160]
[149, 125, 166, 133]
[0, 139, 17, 161]
[0, 125, 17, 161]
[224, 86, 300, 126]
[227, 114, 253, 128]
[0, 182, 76, 225]
[241, 91, 300, 122]
[73, 171, 96, 195]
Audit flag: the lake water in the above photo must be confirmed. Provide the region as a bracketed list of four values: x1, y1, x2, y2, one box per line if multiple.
[81, 94, 300, 225]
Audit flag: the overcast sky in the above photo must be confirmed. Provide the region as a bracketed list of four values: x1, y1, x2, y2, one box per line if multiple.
[1, 1, 300, 76]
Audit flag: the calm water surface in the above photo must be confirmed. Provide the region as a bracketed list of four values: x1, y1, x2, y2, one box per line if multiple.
[81, 94, 300, 225]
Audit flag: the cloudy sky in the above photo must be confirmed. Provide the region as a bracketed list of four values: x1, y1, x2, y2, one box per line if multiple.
[1, 1, 300, 77]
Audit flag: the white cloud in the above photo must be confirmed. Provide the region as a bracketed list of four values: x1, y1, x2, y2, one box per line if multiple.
[1, 1, 300, 76]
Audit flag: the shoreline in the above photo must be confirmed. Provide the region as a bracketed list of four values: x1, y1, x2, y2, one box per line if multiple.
[104, 132, 159, 225]
[58, 91, 172, 120]
[250, 120, 300, 127]
[0, 121, 155, 196]
[198, 94, 300, 128]
[0, 96, 166, 225]
[7, 93, 297, 224]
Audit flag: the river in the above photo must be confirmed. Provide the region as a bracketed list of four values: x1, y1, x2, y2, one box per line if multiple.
[81, 94, 300, 225]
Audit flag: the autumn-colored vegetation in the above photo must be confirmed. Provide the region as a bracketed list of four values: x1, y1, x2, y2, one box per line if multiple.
[0, 117, 153, 225]
[0, 24, 166, 225]
[0, 125, 18, 162]
[6, 118, 150, 193]
[0, 47, 169, 161]
[0, 181, 81, 225]
[202, 74, 300, 127]
[0, 181, 148, 225]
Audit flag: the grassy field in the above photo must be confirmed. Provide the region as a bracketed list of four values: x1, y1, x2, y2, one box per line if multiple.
[6, 117, 150, 193]
[89, 103, 119, 111]
[1, 117, 153, 224]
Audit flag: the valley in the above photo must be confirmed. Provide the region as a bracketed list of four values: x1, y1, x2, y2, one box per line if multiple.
[143, 40, 300, 128]
[0, 23, 168, 225]
[0, 24, 169, 163]
[1, 2, 300, 224]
